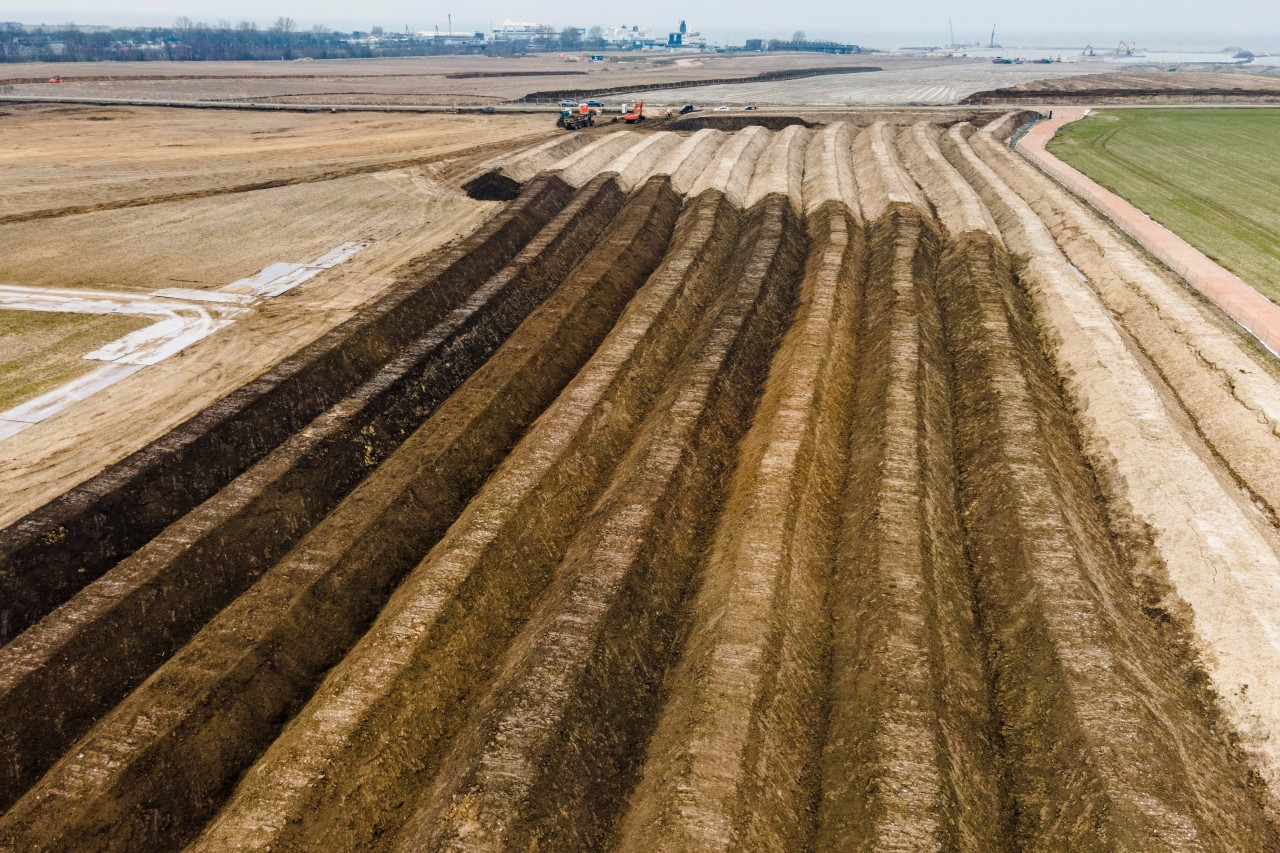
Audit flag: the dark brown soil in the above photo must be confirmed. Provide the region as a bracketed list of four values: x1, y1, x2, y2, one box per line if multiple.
[668, 115, 814, 132]
[0, 172, 574, 646]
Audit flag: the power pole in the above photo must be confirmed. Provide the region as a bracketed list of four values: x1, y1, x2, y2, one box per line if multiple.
[948, 19, 955, 47]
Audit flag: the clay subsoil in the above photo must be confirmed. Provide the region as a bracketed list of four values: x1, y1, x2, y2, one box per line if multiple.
[4, 117, 1280, 851]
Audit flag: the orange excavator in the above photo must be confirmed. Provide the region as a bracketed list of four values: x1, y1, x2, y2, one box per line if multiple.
[623, 101, 645, 123]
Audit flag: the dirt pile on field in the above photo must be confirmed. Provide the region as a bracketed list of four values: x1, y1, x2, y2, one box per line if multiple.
[4, 118, 1280, 849]
[964, 71, 1280, 104]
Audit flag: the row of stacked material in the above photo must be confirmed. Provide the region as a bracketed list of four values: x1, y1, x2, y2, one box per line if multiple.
[2, 119, 1279, 850]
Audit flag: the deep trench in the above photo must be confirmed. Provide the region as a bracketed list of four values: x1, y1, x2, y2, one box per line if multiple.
[1, 163, 1276, 851]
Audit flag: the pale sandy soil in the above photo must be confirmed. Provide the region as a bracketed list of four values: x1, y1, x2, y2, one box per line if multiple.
[1, 53, 905, 103]
[0, 166, 484, 292]
[0, 106, 556, 520]
[982, 70, 1280, 95]
[0, 105, 552, 218]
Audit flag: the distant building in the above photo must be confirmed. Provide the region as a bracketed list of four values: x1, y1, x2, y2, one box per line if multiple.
[600, 24, 662, 48]
[668, 21, 707, 49]
[418, 31, 484, 46]
[491, 20, 557, 42]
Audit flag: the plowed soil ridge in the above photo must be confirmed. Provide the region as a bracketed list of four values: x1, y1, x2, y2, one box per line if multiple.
[5, 120, 1280, 849]
[0, 171, 624, 809]
[819, 205, 1004, 851]
[943, 230, 1269, 847]
[191, 187, 745, 852]
[0, 173, 576, 645]
[402, 193, 805, 851]
[618, 201, 862, 851]
[0, 176, 676, 850]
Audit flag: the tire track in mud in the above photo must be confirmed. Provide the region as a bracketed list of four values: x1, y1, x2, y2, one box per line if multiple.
[0, 171, 628, 810]
[0, 176, 680, 851]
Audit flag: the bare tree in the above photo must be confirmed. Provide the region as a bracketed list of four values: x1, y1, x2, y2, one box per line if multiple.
[272, 17, 297, 35]
[559, 26, 582, 50]
[237, 20, 257, 32]
[792, 30, 806, 41]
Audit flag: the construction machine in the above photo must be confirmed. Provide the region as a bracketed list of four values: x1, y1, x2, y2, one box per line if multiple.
[623, 101, 645, 123]
[557, 103, 596, 131]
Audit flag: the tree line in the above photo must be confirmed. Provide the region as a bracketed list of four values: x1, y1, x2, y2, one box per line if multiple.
[0, 19, 493, 63]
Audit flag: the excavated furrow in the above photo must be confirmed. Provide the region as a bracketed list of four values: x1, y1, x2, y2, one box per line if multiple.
[817, 204, 1006, 851]
[7, 121, 1280, 848]
[942, 227, 1273, 848]
[974, 126, 1280, 522]
[617, 200, 862, 852]
[0, 176, 680, 852]
[0, 172, 628, 810]
[0, 173, 576, 644]
[189, 189, 746, 852]
[398, 194, 806, 852]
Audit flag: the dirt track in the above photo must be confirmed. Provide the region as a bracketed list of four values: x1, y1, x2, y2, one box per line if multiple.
[3, 119, 1280, 849]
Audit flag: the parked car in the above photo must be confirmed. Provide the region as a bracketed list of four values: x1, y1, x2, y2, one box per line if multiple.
[586, 99, 605, 108]
[742, 105, 758, 110]
[679, 103, 697, 114]
[713, 105, 732, 111]
[559, 99, 578, 108]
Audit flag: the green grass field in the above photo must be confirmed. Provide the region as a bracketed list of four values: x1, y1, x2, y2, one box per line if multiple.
[1047, 108, 1280, 302]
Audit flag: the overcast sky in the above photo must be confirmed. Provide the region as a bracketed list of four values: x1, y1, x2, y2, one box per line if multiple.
[7, 0, 1278, 49]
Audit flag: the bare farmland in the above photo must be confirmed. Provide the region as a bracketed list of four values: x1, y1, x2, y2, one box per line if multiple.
[642, 62, 1102, 106]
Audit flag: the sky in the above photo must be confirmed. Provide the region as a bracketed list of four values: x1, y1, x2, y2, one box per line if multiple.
[6, 0, 1279, 50]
